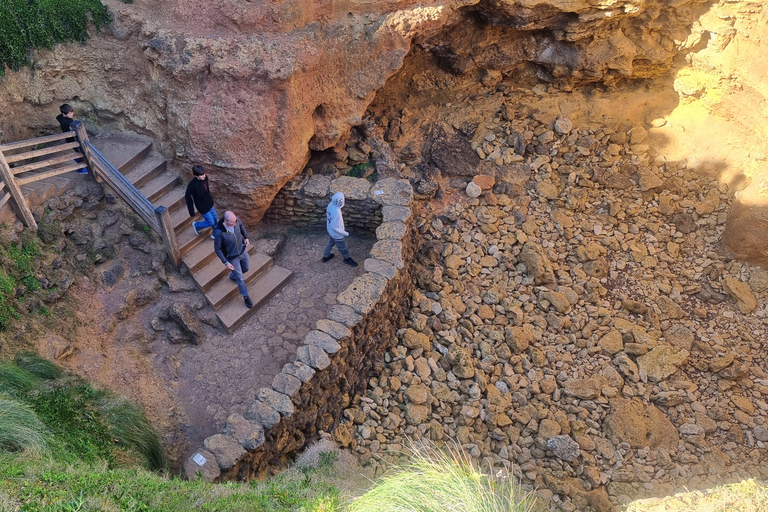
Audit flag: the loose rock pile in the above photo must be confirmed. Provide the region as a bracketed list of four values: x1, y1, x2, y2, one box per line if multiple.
[339, 111, 768, 511]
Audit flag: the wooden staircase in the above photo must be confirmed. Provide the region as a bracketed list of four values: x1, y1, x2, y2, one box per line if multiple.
[92, 135, 293, 333]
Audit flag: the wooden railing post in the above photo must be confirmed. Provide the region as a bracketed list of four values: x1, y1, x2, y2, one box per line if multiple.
[69, 120, 100, 182]
[155, 206, 181, 267]
[0, 150, 37, 230]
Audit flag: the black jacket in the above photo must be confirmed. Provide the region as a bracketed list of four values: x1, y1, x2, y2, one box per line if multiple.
[56, 114, 76, 144]
[185, 176, 214, 216]
[214, 218, 249, 264]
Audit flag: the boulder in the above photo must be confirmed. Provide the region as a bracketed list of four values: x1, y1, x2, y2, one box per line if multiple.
[637, 345, 689, 382]
[722, 277, 758, 314]
[604, 398, 678, 450]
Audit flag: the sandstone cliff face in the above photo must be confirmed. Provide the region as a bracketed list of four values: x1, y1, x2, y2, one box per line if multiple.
[0, 0, 737, 225]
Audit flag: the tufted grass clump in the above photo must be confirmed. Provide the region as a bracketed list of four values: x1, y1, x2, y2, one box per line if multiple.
[0, 0, 111, 77]
[13, 351, 62, 380]
[98, 396, 166, 470]
[0, 394, 48, 453]
[347, 443, 540, 512]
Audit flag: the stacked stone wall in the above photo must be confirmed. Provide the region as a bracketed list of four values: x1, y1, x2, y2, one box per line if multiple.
[264, 175, 383, 232]
[184, 177, 415, 481]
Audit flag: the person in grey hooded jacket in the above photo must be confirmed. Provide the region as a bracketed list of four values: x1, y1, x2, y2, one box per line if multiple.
[322, 192, 357, 267]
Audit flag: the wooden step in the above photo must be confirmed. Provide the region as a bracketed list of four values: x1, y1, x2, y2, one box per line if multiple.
[170, 204, 195, 234]
[177, 224, 213, 255]
[139, 174, 181, 203]
[194, 247, 267, 293]
[123, 156, 167, 188]
[154, 186, 186, 213]
[204, 255, 275, 309]
[91, 136, 152, 174]
[182, 239, 220, 274]
[216, 266, 293, 333]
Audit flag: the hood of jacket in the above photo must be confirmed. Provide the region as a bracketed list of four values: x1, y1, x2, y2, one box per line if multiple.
[330, 192, 345, 209]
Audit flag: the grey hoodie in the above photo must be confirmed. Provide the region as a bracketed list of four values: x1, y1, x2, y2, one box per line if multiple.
[326, 192, 349, 239]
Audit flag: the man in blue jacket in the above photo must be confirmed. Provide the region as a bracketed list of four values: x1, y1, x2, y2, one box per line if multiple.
[213, 211, 252, 308]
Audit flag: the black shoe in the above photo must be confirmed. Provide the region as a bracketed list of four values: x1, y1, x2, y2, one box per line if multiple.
[343, 258, 358, 267]
[244, 296, 253, 308]
[322, 254, 335, 263]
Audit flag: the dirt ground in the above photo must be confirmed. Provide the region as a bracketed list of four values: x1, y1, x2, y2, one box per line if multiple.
[37, 225, 374, 469]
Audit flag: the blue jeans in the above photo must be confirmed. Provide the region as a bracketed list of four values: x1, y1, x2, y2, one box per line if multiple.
[228, 250, 250, 297]
[194, 207, 218, 231]
[324, 237, 351, 260]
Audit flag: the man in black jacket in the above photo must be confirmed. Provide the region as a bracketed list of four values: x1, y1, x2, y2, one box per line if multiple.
[213, 211, 252, 308]
[185, 165, 218, 238]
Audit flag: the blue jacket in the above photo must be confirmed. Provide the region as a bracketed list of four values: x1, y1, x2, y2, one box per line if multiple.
[214, 218, 249, 264]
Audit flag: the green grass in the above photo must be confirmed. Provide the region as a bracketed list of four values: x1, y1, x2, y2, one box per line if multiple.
[0, 354, 165, 471]
[0, 0, 111, 77]
[0, 228, 70, 330]
[347, 444, 539, 512]
[0, 395, 48, 453]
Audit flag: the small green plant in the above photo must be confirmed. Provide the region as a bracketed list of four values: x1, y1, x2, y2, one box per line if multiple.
[318, 450, 338, 469]
[0, 0, 111, 77]
[346, 161, 375, 178]
[141, 224, 151, 234]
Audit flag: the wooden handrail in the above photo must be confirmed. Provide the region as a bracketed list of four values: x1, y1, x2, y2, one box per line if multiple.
[0, 150, 36, 229]
[16, 163, 84, 185]
[12, 153, 79, 175]
[0, 131, 73, 152]
[4, 142, 80, 164]
[0, 123, 181, 267]
[85, 142, 161, 233]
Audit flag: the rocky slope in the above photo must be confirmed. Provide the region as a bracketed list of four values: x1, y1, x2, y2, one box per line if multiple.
[0, 0, 727, 225]
[335, 103, 768, 511]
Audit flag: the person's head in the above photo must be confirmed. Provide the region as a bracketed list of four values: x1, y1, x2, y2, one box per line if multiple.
[192, 164, 206, 179]
[331, 192, 345, 208]
[223, 211, 237, 227]
[59, 104, 74, 118]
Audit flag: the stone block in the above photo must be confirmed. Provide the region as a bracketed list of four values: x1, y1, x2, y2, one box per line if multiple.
[244, 399, 281, 429]
[184, 449, 220, 482]
[296, 344, 331, 370]
[337, 273, 388, 315]
[330, 176, 371, 200]
[304, 330, 341, 354]
[224, 413, 265, 450]
[203, 434, 247, 470]
[255, 388, 295, 418]
[282, 361, 316, 382]
[272, 372, 303, 397]
[370, 240, 404, 269]
[328, 305, 362, 327]
[375, 221, 407, 240]
[370, 179, 413, 206]
[381, 206, 411, 223]
[316, 319, 352, 340]
[304, 175, 331, 198]
[364, 258, 397, 279]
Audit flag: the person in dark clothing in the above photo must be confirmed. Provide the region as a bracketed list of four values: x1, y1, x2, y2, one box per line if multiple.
[56, 104, 87, 174]
[185, 164, 218, 238]
[213, 210, 252, 308]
